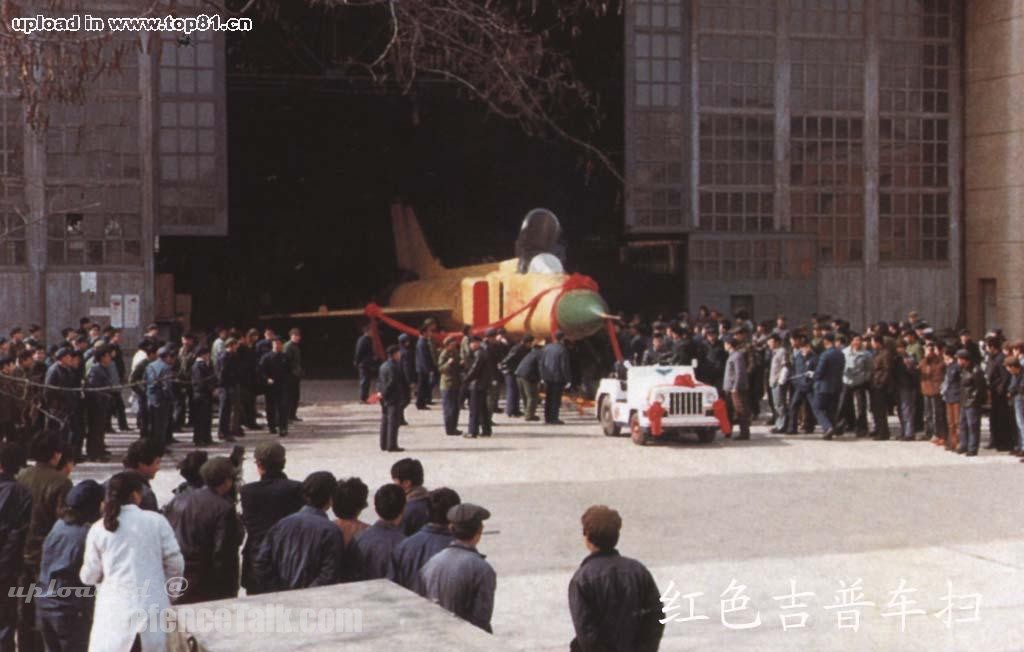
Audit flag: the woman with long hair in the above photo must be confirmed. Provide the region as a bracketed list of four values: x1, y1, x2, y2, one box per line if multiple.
[80, 471, 184, 652]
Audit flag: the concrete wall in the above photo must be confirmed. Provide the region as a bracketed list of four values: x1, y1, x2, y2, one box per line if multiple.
[965, 1, 1024, 339]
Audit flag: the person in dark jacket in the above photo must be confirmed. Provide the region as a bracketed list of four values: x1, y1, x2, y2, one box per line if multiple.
[463, 336, 497, 438]
[515, 339, 544, 422]
[870, 335, 895, 440]
[415, 321, 438, 410]
[333, 477, 370, 583]
[42, 349, 77, 443]
[115, 438, 162, 512]
[941, 345, 962, 452]
[237, 330, 262, 431]
[0, 442, 31, 652]
[217, 338, 243, 442]
[163, 457, 243, 604]
[259, 337, 291, 436]
[389, 487, 460, 592]
[499, 335, 532, 418]
[190, 347, 216, 445]
[145, 346, 177, 452]
[788, 338, 818, 435]
[812, 333, 845, 439]
[254, 471, 344, 592]
[239, 442, 303, 595]
[354, 484, 406, 580]
[894, 342, 919, 441]
[34, 479, 103, 652]
[697, 328, 727, 389]
[378, 345, 404, 452]
[984, 338, 1014, 451]
[398, 334, 416, 422]
[541, 332, 572, 425]
[173, 333, 197, 432]
[16, 433, 72, 652]
[722, 335, 750, 439]
[391, 458, 429, 536]
[129, 341, 157, 439]
[419, 503, 496, 633]
[568, 505, 664, 652]
[170, 451, 207, 499]
[957, 350, 987, 456]
[353, 324, 377, 403]
[83, 347, 115, 462]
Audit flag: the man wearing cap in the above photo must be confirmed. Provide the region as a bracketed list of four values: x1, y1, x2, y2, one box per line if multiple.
[419, 503, 496, 633]
[722, 334, 750, 439]
[541, 332, 572, 425]
[499, 334, 532, 418]
[812, 332, 845, 439]
[378, 345, 405, 452]
[437, 336, 463, 435]
[354, 323, 377, 403]
[398, 334, 416, 424]
[389, 487, 460, 591]
[283, 328, 304, 422]
[240, 442, 303, 595]
[463, 335, 497, 437]
[217, 338, 243, 442]
[83, 346, 115, 461]
[515, 338, 544, 422]
[568, 505, 664, 652]
[415, 320, 439, 410]
[34, 478, 103, 652]
[957, 349, 987, 456]
[259, 336, 291, 436]
[42, 348, 79, 443]
[146, 345, 178, 451]
[190, 347, 216, 445]
[129, 341, 157, 438]
[163, 457, 243, 603]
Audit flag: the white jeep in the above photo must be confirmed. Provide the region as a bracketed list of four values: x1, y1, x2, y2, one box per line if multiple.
[596, 364, 723, 445]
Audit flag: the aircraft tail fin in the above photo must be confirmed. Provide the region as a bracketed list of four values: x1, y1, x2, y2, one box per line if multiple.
[390, 203, 446, 279]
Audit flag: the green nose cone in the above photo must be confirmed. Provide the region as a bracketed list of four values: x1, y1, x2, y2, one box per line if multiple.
[556, 290, 609, 339]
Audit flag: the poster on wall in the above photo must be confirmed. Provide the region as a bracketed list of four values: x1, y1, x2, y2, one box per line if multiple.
[124, 294, 140, 329]
[110, 295, 124, 328]
[80, 271, 97, 294]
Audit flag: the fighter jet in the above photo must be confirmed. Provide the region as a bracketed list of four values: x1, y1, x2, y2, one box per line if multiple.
[260, 203, 611, 340]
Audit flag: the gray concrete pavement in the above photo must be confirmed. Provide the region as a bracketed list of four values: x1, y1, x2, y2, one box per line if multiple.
[72, 380, 1024, 651]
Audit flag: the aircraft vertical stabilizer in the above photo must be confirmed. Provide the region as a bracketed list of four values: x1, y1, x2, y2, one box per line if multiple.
[390, 203, 446, 279]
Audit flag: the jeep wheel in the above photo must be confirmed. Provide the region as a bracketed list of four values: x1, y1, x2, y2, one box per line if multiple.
[697, 427, 717, 443]
[630, 413, 648, 446]
[599, 398, 622, 437]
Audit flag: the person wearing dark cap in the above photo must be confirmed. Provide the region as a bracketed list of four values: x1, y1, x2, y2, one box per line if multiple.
[254, 471, 344, 591]
[397, 334, 415, 425]
[217, 337, 244, 442]
[463, 335, 497, 437]
[787, 336, 818, 435]
[0, 442, 31, 652]
[378, 345, 405, 452]
[956, 349, 987, 456]
[419, 503, 497, 633]
[568, 505, 664, 652]
[34, 479, 103, 650]
[190, 346, 216, 445]
[722, 334, 750, 439]
[389, 487, 461, 592]
[812, 332, 845, 439]
[129, 341, 157, 438]
[353, 484, 407, 580]
[869, 335, 895, 440]
[240, 442, 303, 595]
[984, 337, 1014, 452]
[173, 332, 198, 433]
[283, 328, 304, 422]
[145, 345, 177, 451]
[259, 336, 291, 436]
[354, 323, 378, 403]
[42, 348, 77, 443]
[163, 457, 243, 603]
[515, 337, 545, 422]
[941, 345, 962, 453]
[438, 335, 464, 435]
[484, 329, 509, 416]
[82, 346, 114, 462]
[540, 331, 572, 425]
[499, 334, 532, 418]
[415, 321, 439, 410]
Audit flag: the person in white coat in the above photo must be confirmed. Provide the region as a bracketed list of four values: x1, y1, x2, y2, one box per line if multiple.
[80, 471, 184, 652]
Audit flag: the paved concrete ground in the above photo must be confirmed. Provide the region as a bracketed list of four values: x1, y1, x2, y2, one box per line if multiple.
[72, 380, 1024, 651]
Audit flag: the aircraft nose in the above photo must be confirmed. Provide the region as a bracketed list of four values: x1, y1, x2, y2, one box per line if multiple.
[555, 290, 610, 339]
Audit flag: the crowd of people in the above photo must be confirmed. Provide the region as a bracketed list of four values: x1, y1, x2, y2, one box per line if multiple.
[0, 320, 307, 466]
[0, 438, 665, 652]
[609, 306, 1024, 457]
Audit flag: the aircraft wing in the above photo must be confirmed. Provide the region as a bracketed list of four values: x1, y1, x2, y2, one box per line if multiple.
[259, 306, 452, 320]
